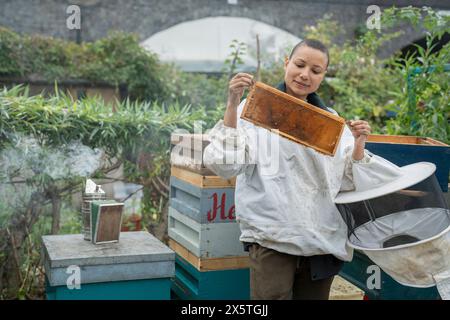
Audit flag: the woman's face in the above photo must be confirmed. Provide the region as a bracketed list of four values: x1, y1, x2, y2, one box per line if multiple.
[284, 45, 328, 100]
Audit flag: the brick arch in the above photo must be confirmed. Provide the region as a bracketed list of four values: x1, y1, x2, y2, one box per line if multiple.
[80, 3, 325, 43]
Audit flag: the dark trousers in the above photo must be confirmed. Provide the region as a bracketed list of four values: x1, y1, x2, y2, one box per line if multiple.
[249, 243, 335, 300]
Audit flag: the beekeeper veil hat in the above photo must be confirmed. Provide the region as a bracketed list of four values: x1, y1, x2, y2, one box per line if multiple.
[335, 154, 450, 300]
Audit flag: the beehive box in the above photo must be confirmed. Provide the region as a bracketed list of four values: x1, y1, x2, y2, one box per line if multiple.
[170, 175, 236, 224]
[170, 133, 214, 175]
[241, 81, 345, 156]
[90, 200, 124, 244]
[171, 254, 250, 300]
[168, 206, 246, 259]
[366, 135, 450, 192]
[42, 232, 175, 300]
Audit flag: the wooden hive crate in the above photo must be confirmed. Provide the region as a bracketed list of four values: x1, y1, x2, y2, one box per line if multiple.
[170, 133, 215, 175]
[42, 232, 175, 300]
[170, 174, 236, 224]
[171, 253, 250, 300]
[365, 134, 450, 192]
[168, 206, 246, 259]
[241, 81, 345, 156]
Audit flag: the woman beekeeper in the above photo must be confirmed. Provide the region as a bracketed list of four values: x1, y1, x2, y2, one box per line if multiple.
[203, 39, 372, 300]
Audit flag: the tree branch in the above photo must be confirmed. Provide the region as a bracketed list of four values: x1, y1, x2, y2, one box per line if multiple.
[120, 186, 144, 202]
[151, 178, 168, 199]
[1, 180, 28, 185]
[155, 176, 169, 193]
[5, 228, 23, 284]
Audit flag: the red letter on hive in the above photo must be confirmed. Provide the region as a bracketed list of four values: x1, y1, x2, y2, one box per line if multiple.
[228, 205, 235, 220]
[207, 192, 228, 222]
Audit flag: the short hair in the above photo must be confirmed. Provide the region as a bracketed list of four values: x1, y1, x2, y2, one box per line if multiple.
[289, 39, 329, 68]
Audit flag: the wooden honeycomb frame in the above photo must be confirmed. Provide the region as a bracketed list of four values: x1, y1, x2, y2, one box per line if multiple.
[241, 81, 345, 156]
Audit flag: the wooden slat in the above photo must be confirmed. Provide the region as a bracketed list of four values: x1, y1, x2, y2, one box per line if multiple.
[171, 166, 236, 188]
[172, 164, 216, 176]
[169, 238, 200, 269]
[241, 82, 345, 156]
[367, 134, 419, 144]
[367, 134, 449, 146]
[169, 238, 249, 271]
[421, 137, 449, 146]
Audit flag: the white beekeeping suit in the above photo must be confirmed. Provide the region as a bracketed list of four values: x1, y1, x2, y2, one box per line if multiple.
[203, 99, 372, 262]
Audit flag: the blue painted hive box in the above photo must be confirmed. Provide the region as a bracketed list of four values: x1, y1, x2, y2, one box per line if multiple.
[169, 238, 250, 300]
[365, 135, 450, 192]
[168, 166, 246, 259]
[171, 254, 250, 300]
[168, 206, 246, 259]
[42, 231, 175, 300]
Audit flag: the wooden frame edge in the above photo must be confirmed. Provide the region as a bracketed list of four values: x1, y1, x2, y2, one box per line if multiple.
[169, 238, 249, 271]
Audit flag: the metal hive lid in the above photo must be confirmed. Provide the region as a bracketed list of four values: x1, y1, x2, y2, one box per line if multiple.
[42, 231, 174, 268]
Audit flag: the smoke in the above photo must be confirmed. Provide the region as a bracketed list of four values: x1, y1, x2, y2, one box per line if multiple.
[0, 135, 104, 221]
[0, 135, 103, 181]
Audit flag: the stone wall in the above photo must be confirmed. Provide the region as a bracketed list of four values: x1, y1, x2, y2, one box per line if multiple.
[1, 0, 448, 57]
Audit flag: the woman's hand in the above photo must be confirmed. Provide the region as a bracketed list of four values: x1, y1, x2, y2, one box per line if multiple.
[223, 73, 254, 128]
[347, 120, 371, 161]
[347, 120, 371, 141]
[227, 73, 254, 109]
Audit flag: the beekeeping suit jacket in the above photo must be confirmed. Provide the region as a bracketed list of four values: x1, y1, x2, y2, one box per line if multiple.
[203, 94, 372, 263]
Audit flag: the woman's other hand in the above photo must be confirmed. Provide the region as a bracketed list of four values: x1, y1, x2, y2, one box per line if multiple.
[347, 120, 371, 141]
[347, 120, 371, 161]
